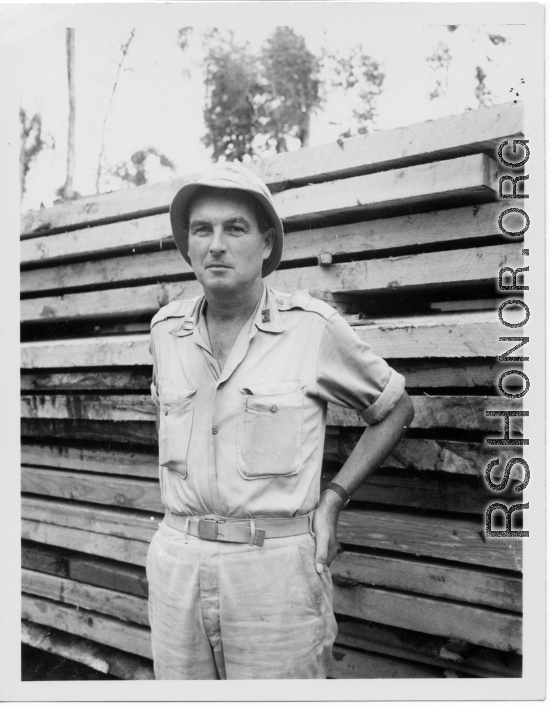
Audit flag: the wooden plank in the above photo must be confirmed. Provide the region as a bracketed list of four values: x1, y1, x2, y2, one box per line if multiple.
[335, 621, 521, 679]
[21, 370, 152, 393]
[22, 435, 521, 483]
[431, 298, 524, 313]
[21, 418, 158, 447]
[20, 392, 523, 432]
[393, 361, 500, 389]
[327, 435, 523, 479]
[21, 212, 172, 266]
[21, 334, 150, 369]
[21, 201, 522, 272]
[21, 200, 525, 292]
[351, 313, 517, 360]
[21, 312, 521, 368]
[21, 444, 158, 479]
[330, 644, 444, 679]
[22, 543, 148, 597]
[333, 583, 521, 653]
[254, 102, 522, 187]
[21, 242, 521, 324]
[21, 248, 192, 295]
[21, 463, 496, 516]
[22, 497, 160, 542]
[21, 497, 522, 570]
[21, 594, 153, 660]
[328, 396, 523, 431]
[331, 551, 521, 612]
[20, 280, 201, 324]
[268, 154, 500, 225]
[268, 243, 520, 296]
[19, 361, 501, 393]
[22, 569, 149, 626]
[338, 509, 522, 571]
[22, 520, 150, 566]
[21, 620, 155, 680]
[21, 102, 520, 236]
[21, 467, 163, 513]
[322, 468, 517, 515]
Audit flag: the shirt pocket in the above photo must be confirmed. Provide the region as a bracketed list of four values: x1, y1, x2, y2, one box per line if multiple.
[237, 380, 306, 479]
[158, 385, 197, 479]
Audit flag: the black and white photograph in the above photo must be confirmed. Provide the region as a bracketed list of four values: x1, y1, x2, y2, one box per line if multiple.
[1, 1, 545, 701]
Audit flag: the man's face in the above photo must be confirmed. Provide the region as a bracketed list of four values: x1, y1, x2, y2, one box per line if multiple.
[188, 191, 273, 296]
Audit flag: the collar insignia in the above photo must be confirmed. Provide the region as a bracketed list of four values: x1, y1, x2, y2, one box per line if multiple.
[261, 308, 271, 323]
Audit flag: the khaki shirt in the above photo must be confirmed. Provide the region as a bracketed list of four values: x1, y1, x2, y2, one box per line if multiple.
[150, 285, 405, 519]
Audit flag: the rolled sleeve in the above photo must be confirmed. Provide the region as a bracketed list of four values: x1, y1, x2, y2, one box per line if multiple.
[316, 312, 406, 425]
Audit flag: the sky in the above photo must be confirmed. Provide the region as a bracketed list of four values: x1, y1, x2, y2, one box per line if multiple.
[6, 4, 528, 212]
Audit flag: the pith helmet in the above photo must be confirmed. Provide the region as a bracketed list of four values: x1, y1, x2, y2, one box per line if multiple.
[169, 162, 284, 277]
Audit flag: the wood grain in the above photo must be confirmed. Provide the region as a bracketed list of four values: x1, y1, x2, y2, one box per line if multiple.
[330, 644, 444, 679]
[22, 543, 149, 597]
[22, 310, 517, 368]
[21, 467, 163, 512]
[21, 200, 525, 292]
[338, 509, 522, 571]
[333, 583, 521, 653]
[331, 551, 521, 612]
[335, 621, 521, 679]
[20, 392, 523, 432]
[22, 519, 150, 566]
[22, 594, 153, 659]
[21, 243, 521, 324]
[22, 569, 149, 626]
[21, 497, 522, 570]
[22, 620, 155, 680]
[22, 435, 523, 481]
[21, 102, 520, 236]
[19, 360, 502, 393]
[21, 443, 158, 479]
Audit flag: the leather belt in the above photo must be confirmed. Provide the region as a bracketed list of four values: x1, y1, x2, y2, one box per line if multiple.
[163, 510, 313, 548]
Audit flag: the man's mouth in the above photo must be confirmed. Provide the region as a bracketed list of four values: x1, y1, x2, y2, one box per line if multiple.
[207, 264, 231, 269]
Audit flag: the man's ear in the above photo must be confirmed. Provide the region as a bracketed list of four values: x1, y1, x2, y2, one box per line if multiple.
[262, 227, 275, 260]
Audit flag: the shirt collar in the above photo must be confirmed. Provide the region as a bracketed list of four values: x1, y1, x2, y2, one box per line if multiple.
[254, 285, 285, 334]
[168, 285, 285, 338]
[168, 297, 203, 338]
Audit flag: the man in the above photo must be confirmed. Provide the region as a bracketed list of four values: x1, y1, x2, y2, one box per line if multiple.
[146, 162, 414, 680]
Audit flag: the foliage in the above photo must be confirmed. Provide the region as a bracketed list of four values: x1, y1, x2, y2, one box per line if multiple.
[195, 27, 382, 160]
[258, 27, 321, 150]
[426, 28, 508, 108]
[201, 30, 261, 162]
[321, 45, 385, 138]
[474, 65, 493, 108]
[19, 109, 54, 198]
[110, 147, 176, 187]
[427, 43, 452, 100]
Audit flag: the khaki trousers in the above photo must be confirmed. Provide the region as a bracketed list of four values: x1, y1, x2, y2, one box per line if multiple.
[146, 521, 338, 679]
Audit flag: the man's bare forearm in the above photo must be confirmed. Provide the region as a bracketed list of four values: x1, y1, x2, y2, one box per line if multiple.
[321, 391, 415, 512]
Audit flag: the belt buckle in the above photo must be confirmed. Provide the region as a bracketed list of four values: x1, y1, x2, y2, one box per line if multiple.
[198, 518, 218, 541]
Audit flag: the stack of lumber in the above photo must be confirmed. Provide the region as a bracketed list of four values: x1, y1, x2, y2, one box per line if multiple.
[21, 102, 524, 680]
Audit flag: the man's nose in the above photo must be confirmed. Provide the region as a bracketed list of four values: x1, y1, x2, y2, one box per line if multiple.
[209, 227, 227, 254]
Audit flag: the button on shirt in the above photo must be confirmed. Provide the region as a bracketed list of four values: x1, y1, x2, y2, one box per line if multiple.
[149, 286, 405, 519]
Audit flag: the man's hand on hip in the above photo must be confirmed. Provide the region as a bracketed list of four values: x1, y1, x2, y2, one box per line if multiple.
[313, 489, 344, 573]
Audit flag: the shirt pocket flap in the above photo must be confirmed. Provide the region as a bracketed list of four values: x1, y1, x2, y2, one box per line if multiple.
[159, 385, 197, 412]
[240, 380, 306, 397]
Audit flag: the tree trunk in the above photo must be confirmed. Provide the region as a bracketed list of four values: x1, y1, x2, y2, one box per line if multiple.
[64, 28, 76, 200]
[299, 112, 311, 147]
